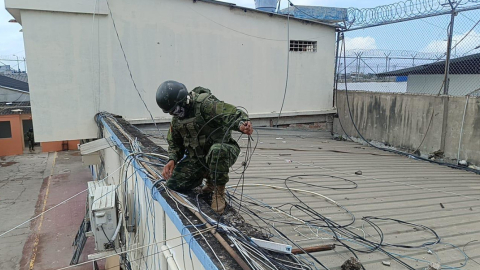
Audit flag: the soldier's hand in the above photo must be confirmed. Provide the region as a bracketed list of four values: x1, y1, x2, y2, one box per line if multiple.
[162, 160, 175, 180]
[239, 121, 254, 136]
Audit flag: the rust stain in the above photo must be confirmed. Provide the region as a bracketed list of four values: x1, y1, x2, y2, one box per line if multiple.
[1, 161, 18, 167]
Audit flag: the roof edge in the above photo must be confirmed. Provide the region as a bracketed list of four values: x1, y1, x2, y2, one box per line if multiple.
[195, 0, 338, 28]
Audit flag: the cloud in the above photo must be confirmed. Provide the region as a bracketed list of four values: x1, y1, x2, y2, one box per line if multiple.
[422, 30, 480, 56]
[0, 1, 25, 70]
[345, 36, 377, 51]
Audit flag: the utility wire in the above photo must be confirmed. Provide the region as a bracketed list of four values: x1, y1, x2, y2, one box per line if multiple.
[104, 0, 166, 141]
[275, 5, 291, 127]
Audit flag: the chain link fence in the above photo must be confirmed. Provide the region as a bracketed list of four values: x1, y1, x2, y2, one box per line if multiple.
[336, 7, 480, 96]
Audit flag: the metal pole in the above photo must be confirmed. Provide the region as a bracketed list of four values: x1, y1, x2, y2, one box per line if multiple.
[457, 95, 469, 164]
[443, 3, 457, 96]
[440, 1, 457, 153]
[16, 55, 20, 72]
[333, 32, 341, 89]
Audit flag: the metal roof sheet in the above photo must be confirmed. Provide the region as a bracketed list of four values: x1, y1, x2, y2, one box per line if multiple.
[139, 126, 480, 269]
[0, 74, 29, 92]
[378, 53, 480, 76]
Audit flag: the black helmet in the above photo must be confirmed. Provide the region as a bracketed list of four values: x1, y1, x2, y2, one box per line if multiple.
[156, 80, 188, 113]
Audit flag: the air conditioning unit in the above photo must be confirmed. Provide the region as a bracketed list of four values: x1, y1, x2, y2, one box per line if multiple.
[87, 180, 106, 222]
[91, 185, 118, 251]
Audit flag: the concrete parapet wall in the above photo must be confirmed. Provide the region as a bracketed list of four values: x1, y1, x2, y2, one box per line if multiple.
[333, 91, 480, 166]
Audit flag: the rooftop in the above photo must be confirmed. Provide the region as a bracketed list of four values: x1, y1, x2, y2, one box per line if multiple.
[135, 126, 480, 270]
[0, 102, 31, 115]
[0, 74, 29, 92]
[378, 53, 480, 76]
[195, 0, 338, 28]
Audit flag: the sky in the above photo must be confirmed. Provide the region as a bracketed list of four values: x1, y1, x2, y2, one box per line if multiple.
[1, 0, 479, 73]
[0, 1, 25, 71]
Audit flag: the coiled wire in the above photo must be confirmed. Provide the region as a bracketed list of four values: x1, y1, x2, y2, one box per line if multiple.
[346, 0, 480, 27]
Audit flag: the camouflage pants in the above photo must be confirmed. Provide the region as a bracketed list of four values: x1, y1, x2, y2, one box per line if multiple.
[166, 143, 240, 192]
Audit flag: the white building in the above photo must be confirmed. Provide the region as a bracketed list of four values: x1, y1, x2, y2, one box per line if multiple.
[378, 53, 480, 96]
[6, 0, 338, 269]
[6, 0, 337, 143]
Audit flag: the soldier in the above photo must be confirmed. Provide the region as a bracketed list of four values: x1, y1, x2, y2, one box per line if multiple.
[25, 128, 35, 152]
[156, 80, 253, 214]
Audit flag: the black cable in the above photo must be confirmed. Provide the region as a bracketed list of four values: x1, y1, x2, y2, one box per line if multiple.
[362, 216, 441, 249]
[463, 240, 480, 266]
[101, 225, 118, 253]
[284, 174, 358, 190]
[275, 4, 291, 128]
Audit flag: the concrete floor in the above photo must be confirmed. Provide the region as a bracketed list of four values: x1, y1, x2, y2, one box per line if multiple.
[0, 151, 95, 270]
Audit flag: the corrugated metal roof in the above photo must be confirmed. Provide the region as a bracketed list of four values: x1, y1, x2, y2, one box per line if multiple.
[195, 0, 338, 28]
[0, 74, 29, 92]
[279, 6, 348, 23]
[140, 126, 480, 269]
[378, 53, 480, 76]
[1, 73, 28, 83]
[0, 103, 31, 115]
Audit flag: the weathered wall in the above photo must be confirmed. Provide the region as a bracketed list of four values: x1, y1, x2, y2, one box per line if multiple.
[7, 0, 336, 142]
[41, 140, 80, 152]
[0, 87, 29, 103]
[334, 91, 480, 165]
[407, 74, 480, 96]
[92, 126, 206, 270]
[0, 115, 23, 156]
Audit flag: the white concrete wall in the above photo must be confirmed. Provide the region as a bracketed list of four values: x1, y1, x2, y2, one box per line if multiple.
[407, 74, 480, 96]
[7, 0, 336, 142]
[0, 87, 29, 103]
[97, 128, 205, 270]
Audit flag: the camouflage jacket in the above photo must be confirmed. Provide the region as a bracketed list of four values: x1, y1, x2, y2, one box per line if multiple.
[26, 131, 34, 142]
[167, 87, 249, 162]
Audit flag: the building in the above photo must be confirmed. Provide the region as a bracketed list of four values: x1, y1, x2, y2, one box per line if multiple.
[377, 53, 480, 96]
[0, 74, 30, 103]
[6, 0, 337, 143]
[5, 0, 338, 268]
[0, 102, 32, 156]
[5, 2, 480, 270]
[0, 75, 79, 156]
[0, 65, 12, 73]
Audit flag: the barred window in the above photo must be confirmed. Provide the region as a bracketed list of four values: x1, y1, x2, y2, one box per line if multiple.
[290, 40, 317, 52]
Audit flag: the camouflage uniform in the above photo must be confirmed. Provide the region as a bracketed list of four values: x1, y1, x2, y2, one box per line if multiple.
[26, 130, 35, 151]
[165, 87, 249, 193]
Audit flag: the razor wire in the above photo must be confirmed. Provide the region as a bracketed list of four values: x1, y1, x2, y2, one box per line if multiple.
[346, 0, 480, 29]
[336, 7, 480, 95]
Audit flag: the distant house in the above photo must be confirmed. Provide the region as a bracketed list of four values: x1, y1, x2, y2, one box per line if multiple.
[0, 76, 79, 156]
[377, 53, 480, 96]
[0, 74, 30, 103]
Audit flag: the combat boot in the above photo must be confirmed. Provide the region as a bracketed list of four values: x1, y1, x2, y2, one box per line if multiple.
[211, 185, 226, 214]
[201, 181, 215, 194]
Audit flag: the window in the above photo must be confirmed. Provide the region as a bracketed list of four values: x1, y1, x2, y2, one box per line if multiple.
[290, 40, 317, 52]
[0, 121, 12, 139]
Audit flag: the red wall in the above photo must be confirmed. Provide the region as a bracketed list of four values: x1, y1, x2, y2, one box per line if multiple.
[0, 115, 23, 156]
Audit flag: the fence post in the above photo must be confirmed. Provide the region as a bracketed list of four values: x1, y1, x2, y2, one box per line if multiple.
[440, 1, 458, 154]
[333, 31, 342, 108]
